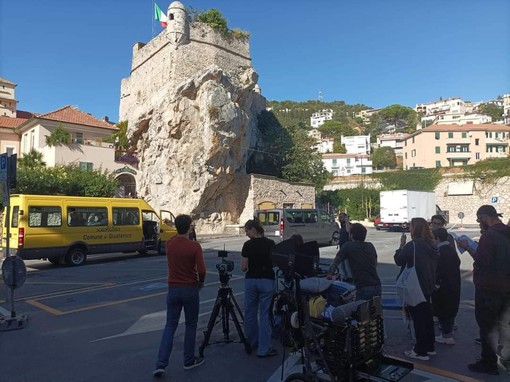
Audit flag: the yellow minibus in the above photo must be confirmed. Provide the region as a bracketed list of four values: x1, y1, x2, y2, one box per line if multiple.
[1, 194, 177, 266]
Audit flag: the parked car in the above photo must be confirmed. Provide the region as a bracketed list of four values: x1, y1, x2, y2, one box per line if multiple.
[372, 214, 390, 230]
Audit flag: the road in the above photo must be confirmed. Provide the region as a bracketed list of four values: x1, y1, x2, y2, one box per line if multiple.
[0, 228, 507, 381]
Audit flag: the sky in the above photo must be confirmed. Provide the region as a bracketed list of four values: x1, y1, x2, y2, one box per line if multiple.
[1, 0, 509, 123]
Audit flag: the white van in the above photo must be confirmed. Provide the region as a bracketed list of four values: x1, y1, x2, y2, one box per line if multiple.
[254, 208, 338, 246]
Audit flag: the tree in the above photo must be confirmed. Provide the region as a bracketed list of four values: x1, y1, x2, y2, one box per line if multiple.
[281, 126, 332, 191]
[18, 148, 46, 169]
[376, 104, 418, 133]
[372, 147, 397, 169]
[477, 103, 503, 121]
[45, 126, 71, 146]
[104, 121, 130, 150]
[15, 164, 119, 197]
[318, 120, 356, 153]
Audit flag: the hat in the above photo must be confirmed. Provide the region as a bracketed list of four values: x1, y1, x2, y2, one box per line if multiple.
[476, 205, 503, 217]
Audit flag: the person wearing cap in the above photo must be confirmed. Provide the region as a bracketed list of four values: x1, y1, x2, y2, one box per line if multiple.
[457, 205, 510, 376]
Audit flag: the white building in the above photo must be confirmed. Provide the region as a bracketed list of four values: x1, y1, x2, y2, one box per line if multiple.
[355, 108, 381, 124]
[376, 133, 408, 155]
[341, 134, 370, 155]
[416, 97, 466, 116]
[435, 113, 492, 125]
[310, 109, 333, 128]
[322, 153, 372, 177]
[503, 94, 510, 125]
[314, 137, 334, 154]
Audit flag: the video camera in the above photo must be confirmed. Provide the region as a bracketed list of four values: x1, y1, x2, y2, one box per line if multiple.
[216, 250, 234, 285]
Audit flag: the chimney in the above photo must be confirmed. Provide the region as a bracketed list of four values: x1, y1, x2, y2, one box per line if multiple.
[104, 116, 109, 123]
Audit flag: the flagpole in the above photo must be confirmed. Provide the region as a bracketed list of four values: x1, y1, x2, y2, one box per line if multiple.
[152, 0, 155, 37]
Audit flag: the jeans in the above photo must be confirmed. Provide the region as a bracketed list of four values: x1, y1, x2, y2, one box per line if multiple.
[407, 296, 435, 356]
[475, 288, 510, 366]
[244, 278, 275, 356]
[356, 285, 382, 301]
[439, 318, 455, 337]
[156, 286, 199, 368]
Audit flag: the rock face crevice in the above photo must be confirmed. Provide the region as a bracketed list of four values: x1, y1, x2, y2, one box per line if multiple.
[119, 4, 266, 232]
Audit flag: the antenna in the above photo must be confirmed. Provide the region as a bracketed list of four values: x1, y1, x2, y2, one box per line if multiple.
[318, 90, 323, 102]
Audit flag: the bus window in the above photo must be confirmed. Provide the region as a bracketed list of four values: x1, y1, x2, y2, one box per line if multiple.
[29, 206, 62, 227]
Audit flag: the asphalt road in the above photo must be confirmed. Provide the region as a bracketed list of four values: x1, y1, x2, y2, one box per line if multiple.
[0, 228, 507, 381]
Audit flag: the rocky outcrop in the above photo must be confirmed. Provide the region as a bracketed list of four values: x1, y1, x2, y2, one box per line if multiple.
[127, 64, 265, 232]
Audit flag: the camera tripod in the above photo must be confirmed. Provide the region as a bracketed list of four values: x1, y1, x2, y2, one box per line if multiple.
[198, 277, 251, 356]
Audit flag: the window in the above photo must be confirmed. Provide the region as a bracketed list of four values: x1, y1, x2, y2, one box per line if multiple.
[29, 206, 62, 227]
[361, 167, 366, 173]
[79, 162, 93, 171]
[303, 211, 318, 223]
[411, 149, 416, 157]
[476, 152, 480, 159]
[448, 132, 453, 138]
[435, 147, 440, 154]
[332, 159, 337, 166]
[435, 160, 441, 168]
[435, 132, 440, 140]
[346, 158, 351, 165]
[462, 132, 467, 138]
[113, 207, 140, 226]
[405, 152, 407, 159]
[67, 206, 108, 226]
[11, 206, 19, 228]
[475, 139, 479, 146]
[412, 137, 415, 144]
[73, 132, 84, 144]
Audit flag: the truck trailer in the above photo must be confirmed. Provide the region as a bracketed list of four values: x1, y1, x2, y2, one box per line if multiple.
[379, 190, 436, 231]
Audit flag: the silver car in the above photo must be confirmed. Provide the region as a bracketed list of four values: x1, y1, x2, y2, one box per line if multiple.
[254, 208, 338, 246]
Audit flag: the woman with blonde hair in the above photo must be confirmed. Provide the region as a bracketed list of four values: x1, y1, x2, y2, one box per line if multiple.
[394, 217, 439, 361]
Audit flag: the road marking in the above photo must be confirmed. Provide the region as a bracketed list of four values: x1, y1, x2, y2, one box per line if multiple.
[24, 275, 244, 315]
[91, 291, 245, 342]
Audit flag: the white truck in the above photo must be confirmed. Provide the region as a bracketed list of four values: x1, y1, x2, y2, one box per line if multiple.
[379, 190, 436, 231]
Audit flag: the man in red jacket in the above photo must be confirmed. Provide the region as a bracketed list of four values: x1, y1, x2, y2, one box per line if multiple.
[153, 214, 206, 377]
[458, 205, 510, 376]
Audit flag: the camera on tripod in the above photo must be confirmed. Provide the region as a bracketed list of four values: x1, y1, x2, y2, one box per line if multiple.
[216, 250, 234, 284]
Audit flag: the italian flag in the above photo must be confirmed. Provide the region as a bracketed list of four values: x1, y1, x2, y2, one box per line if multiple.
[154, 3, 168, 27]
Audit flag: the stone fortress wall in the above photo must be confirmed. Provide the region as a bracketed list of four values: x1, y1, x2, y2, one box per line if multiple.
[120, 22, 252, 121]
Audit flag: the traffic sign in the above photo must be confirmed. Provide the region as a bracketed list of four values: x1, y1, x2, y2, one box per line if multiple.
[457, 212, 465, 219]
[0, 153, 7, 180]
[491, 196, 499, 203]
[2, 256, 27, 290]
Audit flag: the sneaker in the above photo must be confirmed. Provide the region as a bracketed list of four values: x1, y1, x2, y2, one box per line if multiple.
[436, 335, 455, 345]
[183, 356, 205, 370]
[404, 350, 429, 361]
[427, 350, 437, 356]
[468, 360, 499, 375]
[257, 348, 278, 358]
[153, 367, 165, 377]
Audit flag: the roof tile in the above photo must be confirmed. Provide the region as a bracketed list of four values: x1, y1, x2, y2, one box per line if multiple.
[38, 105, 116, 129]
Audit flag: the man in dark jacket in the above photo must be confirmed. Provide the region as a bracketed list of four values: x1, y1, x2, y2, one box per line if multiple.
[457, 205, 510, 376]
[327, 223, 381, 301]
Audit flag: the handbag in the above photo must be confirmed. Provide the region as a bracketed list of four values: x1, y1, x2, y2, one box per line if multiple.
[395, 242, 426, 307]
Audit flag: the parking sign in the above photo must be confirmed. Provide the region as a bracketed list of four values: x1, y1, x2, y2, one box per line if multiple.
[0, 153, 7, 180]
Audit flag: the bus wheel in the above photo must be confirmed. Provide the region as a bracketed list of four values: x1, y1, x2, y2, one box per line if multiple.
[65, 248, 87, 266]
[48, 257, 62, 265]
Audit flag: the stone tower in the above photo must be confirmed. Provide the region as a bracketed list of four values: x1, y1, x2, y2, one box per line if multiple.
[119, 3, 266, 233]
[167, 1, 188, 45]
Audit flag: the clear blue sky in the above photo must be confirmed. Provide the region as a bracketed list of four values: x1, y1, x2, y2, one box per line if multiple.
[1, 0, 509, 122]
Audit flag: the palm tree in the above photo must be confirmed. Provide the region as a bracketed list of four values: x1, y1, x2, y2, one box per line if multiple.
[18, 148, 46, 169]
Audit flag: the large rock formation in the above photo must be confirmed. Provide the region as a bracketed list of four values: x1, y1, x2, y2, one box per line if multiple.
[119, 3, 266, 232]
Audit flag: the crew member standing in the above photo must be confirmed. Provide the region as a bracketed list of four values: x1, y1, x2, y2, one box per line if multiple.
[457, 205, 510, 376]
[153, 214, 206, 377]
